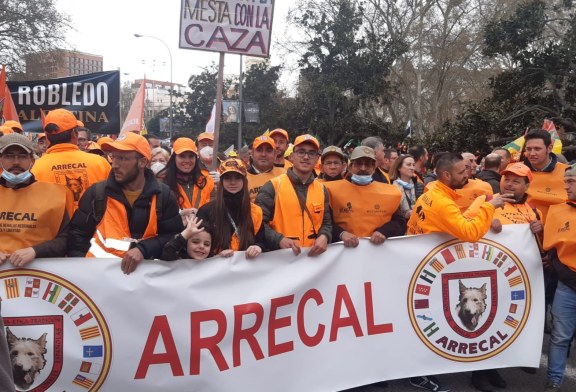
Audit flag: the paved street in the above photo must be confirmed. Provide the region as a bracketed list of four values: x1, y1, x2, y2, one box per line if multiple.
[346, 335, 576, 392]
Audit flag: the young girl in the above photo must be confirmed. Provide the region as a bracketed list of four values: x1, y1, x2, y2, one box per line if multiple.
[161, 215, 212, 261]
[196, 158, 266, 258]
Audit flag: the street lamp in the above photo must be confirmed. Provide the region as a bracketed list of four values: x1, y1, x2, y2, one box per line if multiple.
[134, 33, 173, 137]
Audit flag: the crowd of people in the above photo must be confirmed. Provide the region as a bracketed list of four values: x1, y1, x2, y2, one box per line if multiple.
[0, 110, 575, 392]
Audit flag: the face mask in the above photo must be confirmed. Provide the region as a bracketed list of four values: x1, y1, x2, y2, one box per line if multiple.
[396, 179, 414, 190]
[351, 174, 373, 185]
[151, 162, 166, 174]
[2, 169, 32, 185]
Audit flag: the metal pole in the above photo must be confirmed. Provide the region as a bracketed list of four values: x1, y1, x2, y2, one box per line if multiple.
[134, 34, 173, 137]
[238, 55, 243, 150]
[212, 52, 225, 170]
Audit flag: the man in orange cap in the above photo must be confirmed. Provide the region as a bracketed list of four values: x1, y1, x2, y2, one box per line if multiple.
[36, 133, 49, 156]
[197, 132, 214, 150]
[247, 135, 286, 201]
[68, 132, 183, 274]
[31, 109, 110, 208]
[269, 128, 292, 169]
[256, 134, 332, 257]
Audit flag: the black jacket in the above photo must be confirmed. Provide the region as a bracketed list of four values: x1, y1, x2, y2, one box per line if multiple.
[476, 170, 501, 194]
[68, 169, 183, 258]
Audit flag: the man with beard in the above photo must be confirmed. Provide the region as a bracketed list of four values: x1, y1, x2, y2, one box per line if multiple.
[269, 128, 293, 169]
[324, 146, 405, 247]
[407, 153, 512, 242]
[68, 133, 183, 274]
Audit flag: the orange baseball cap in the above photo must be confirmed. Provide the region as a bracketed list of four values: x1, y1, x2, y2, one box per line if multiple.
[252, 135, 275, 150]
[269, 128, 289, 141]
[37, 133, 46, 140]
[96, 136, 114, 147]
[294, 134, 320, 150]
[219, 158, 247, 176]
[44, 108, 78, 134]
[3, 120, 24, 133]
[0, 125, 13, 135]
[197, 132, 214, 141]
[101, 132, 151, 161]
[77, 120, 85, 128]
[173, 137, 198, 155]
[502, 162, 533, 183]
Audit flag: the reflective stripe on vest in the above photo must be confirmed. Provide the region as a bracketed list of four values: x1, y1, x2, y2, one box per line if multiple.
[86, 196, 158, 258]
[270, 174, 324, 247]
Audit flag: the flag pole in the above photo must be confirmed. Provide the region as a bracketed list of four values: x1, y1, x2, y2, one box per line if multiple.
[212, 52, 225, 170]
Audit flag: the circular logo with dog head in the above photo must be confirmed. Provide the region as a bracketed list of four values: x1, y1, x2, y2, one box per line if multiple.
[0, 270, 112, 391]
[407, 239, 530, 362]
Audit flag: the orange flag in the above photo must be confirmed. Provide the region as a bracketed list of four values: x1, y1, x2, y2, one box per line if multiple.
[0, 65, 19, 123]
[120, 78, 146, 135]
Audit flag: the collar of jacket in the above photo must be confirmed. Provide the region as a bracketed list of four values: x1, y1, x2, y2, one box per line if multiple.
[287, 167, 315, 185]
[567, 200, 576, 209]
[46, 143, 80, 154]
[436, 180, 462, 200]
[104, 168, 160, 197]
[247, 160, 273, 175]
[0, 174, 36, 189]
[523, 153, 558, 173]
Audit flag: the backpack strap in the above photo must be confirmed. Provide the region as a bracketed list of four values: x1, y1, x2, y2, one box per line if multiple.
[91, 181, 108, 224]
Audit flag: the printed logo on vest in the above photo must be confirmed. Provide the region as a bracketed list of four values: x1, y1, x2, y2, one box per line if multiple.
[1, 271, 112, 391]
[339, 202, 353, 213]
[408, 239, 530, 361]
[558, 221, 570, 232]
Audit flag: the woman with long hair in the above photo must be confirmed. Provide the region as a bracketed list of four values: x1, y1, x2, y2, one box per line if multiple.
[159, 137, 214, 214]
[390, 154, 424, 219]
[196, 158, 266, 258]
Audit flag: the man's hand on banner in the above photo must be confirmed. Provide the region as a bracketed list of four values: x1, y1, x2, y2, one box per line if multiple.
[370, 232, 387, 245]
[121, 248, 144, 274]
[340, 231, 359, 248]
[308, 234, 328, 257]
[8, 247, 36, 267]
[279, 237, 301, 256]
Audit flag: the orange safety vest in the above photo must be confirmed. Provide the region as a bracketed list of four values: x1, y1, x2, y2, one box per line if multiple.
[544, 203, 576, 270]
[229, 203, 263, 251]
[86, 196, 158, 258]
[177, 178, 214, 210]
[0, 182, 71, 253]
[31, 143, 111, 210]
[270, 174, 325, 247]
[324, 180, 401, 237]
[527, 163, 568, 220]
[247, 166, 286, 202]
[493, 199, 540, 225]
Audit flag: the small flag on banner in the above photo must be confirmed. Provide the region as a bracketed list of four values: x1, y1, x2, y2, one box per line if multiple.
[42, 282, 61, 303]
[509, 303, 518, 314]
[58, 292, 80, 313]
[80, 361, 103, 375]
[83, 345, 103, 358]
[79, 326, 101, 340]
[71, 307, 93, 327]
[511, 290, 525, 301]
[4, 278, 19, 299]
[24, 278, 40, 298]
[414, 299, 429, 309]
[415, 284, 431, 296]
[504, 315, 519, 329]
[72, 374, 94, 389]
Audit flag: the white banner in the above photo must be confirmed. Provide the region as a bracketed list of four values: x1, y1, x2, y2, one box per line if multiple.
[179, 0, 274, 57]
[0, 225, 544, 392]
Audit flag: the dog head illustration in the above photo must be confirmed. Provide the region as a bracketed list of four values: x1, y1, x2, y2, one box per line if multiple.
[65, 176, 83, 201]
[6, 327, 48, 390]
[455, 280, 487, 331]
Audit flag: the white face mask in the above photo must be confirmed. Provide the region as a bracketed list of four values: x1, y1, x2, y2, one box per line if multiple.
[151, 161, 166, 174]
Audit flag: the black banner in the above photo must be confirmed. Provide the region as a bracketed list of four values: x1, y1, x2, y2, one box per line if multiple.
[243, 102, 260, 123]
[7, 71, 120, 134]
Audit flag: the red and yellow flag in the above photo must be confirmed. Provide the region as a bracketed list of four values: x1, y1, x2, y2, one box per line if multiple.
[0, 65, 19, 123]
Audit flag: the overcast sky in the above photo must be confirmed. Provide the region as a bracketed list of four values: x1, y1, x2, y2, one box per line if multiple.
[56, 0, 292, 88]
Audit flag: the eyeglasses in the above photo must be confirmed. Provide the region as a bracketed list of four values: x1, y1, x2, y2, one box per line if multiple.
[293, 149, 319, 158]
[1, 153, 30, 161]
[110, 154, 138, 163]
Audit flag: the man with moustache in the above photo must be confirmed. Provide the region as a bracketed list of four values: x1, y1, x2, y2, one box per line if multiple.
[246, 135, 286, 201]
[68, 133, 182, 274]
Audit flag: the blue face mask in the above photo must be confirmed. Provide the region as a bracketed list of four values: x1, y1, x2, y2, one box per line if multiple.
[2, 169, 32, 185]
[351, 174, 373, 185]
